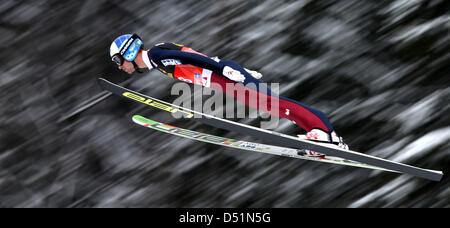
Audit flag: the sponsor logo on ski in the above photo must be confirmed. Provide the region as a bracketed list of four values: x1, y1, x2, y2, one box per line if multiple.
[238, 142, 257, 149]
[149, 121, 237, 144]
[122, 92, 194, 118]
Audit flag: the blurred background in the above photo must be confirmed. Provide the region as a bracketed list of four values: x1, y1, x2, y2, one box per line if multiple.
[0, 0, 449, 208]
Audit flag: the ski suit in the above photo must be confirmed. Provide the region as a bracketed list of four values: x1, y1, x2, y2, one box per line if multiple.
[142, 42, 334, 133]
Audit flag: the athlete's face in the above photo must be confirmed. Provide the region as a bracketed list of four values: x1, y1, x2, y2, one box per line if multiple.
[118, 60, 135, 74]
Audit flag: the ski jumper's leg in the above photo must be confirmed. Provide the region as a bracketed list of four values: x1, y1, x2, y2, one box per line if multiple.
[211, 60, 334, 133]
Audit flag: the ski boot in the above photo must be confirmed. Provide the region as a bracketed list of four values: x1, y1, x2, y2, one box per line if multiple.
[297, 129, 349, 157]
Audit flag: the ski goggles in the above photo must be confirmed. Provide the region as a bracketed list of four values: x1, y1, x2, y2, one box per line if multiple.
[111, 54, 125, 66]
[112, 33, 143, 66]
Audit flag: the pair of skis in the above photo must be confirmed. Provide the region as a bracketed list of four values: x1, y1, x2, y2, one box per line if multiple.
[98, 78, 443, 181]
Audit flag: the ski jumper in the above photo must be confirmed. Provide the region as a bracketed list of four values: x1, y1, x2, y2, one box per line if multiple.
[144, 43, 334, 133]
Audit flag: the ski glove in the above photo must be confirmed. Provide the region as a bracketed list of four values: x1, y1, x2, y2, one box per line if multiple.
[222, 66, 246, 82]
[244, 68, 263, 79]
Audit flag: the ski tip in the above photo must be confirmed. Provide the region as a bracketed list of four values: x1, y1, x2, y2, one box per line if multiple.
[97, 77, 107, 86]
[132, 115, 153, 126]
[131, 115, 141, 125]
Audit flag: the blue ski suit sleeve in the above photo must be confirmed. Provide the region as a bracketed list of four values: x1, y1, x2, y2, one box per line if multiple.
[150, 47, 224, 76]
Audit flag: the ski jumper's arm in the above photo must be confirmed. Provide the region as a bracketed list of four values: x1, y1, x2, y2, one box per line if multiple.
[148, 43, 245, 83]
[150, 46, 225, 77]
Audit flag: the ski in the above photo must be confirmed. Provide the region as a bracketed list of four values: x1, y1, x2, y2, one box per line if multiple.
[59, 78, 134, 123]
[98, 78, 443, 181]
[132, 115, 396, 172]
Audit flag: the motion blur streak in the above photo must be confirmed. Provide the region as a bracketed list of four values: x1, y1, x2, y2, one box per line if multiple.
[0, 0, 448, 207]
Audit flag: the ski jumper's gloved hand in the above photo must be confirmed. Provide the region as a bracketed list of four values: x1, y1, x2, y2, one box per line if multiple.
[244, 68, 263, 79]
[222, 66, 246, 82]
